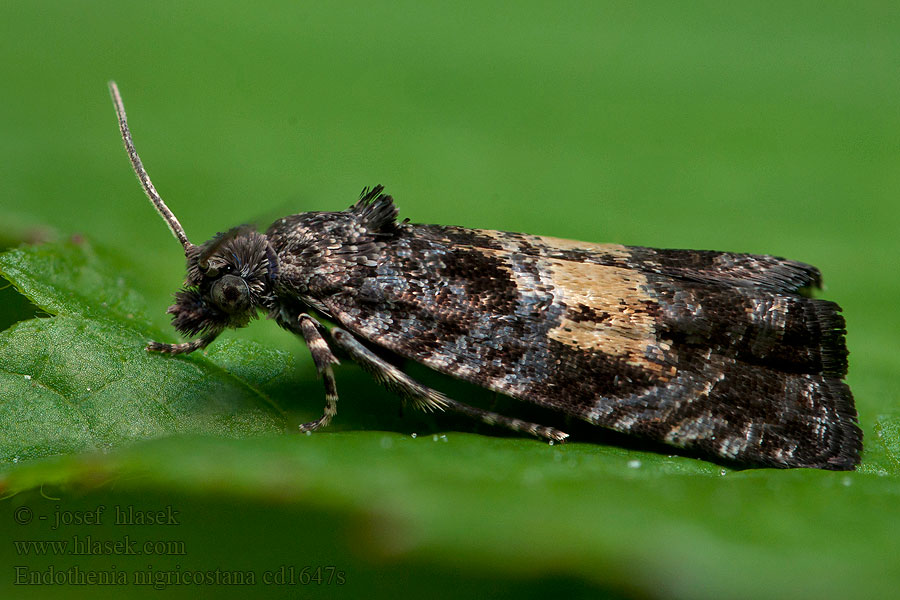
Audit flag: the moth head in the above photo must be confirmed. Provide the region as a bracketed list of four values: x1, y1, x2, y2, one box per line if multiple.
[169, 226, 277, 337]
[109, 81, 277, 353]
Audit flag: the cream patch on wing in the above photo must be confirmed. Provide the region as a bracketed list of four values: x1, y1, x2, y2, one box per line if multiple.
[525, 234, 632, 258]
[469, 229, 633, 260]
[543, 259, 673, 374]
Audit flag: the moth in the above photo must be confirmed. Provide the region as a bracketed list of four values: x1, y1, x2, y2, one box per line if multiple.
[109, 82, 862, 470]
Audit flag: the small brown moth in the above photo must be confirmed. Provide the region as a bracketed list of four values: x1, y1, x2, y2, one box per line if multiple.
[109, 81, 861, 469]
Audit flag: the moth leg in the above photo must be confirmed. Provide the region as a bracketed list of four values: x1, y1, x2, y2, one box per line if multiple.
[147, 335, 218, 354]
[280, 313, 341, 432]
[330, 328, 569, 443]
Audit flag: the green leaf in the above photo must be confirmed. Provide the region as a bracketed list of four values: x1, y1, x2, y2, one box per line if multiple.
[2, 435, 899, 599]
[0, 242, 286, 463]
[0, 241, 148, 323]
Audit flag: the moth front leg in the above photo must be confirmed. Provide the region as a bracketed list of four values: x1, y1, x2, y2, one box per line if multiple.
[329, 328, 569, 443]
[279, 312, 341, 432]
[147, 335, 219, 354]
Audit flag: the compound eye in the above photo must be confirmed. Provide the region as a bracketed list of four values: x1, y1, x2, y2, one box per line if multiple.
[210, 274, 251, 313]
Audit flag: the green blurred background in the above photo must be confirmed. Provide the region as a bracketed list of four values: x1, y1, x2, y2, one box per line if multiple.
[2, 2, 899, 599]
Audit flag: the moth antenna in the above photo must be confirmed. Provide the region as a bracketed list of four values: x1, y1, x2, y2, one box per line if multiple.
[108, 81, 195, 254]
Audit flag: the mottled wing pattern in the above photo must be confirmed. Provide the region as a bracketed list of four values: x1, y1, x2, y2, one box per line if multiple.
[320, 223, 860, 469]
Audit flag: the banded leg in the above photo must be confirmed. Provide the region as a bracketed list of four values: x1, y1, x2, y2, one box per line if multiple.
[147, 334, 219, 354]
[330, 328, 569, 443]
[280, 313, 341, 432]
